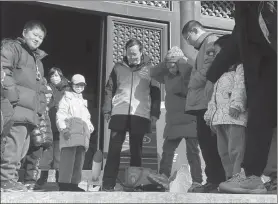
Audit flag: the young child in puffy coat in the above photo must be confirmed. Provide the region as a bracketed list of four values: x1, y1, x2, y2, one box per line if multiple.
[204, 61, 247, 180]
[56, 74, 94, 191]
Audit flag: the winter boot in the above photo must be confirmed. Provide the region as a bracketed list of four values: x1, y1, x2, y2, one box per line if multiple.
[36, 171, 49, 186]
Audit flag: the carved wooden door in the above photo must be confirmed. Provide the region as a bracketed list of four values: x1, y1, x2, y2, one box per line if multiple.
[103, 16, 168, 174]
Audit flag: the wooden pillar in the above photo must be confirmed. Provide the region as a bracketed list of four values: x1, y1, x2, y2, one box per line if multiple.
[180, 1, 200, 60]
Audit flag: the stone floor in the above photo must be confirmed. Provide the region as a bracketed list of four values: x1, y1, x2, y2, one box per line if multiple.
[1, 191, 277, 203]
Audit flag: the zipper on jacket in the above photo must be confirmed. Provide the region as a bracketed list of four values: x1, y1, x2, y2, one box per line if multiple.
[34, 57, 40, 126]
[210, 80, 220, 129]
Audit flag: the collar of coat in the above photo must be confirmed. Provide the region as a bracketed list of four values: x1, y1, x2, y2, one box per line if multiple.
[193, 32, 213, 50]
[16, 37, 48, 60]
[64, 90, 87, 106]
[121, 54, 152, 71]
[50, 77, 70, 92]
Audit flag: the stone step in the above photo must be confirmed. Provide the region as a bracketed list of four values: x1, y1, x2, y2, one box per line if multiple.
[1, 192, 277, 203]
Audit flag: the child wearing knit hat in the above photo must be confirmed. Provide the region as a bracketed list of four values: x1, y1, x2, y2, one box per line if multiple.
[149, 46, 203, 192]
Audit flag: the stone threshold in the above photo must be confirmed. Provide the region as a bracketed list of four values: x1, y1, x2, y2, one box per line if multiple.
[1, 192, 277, 203]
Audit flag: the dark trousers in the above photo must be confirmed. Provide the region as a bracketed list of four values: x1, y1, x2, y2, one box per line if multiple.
[102, 130, 145, 188]
[21, 146, 42, 184]
[1, 124, 31, 181]
[159, 137, 203, 183]
[196, 111, 226, 184]
[243, 56, 277, 177]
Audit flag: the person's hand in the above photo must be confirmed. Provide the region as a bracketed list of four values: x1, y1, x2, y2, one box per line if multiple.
[169, 66, 178, 75]
[205, 119, 210, 126]
[229, 107, 240, 118]
[151, 116, 158, 125]
[104, 113, 111, 122]
[62, 128, 71, 140]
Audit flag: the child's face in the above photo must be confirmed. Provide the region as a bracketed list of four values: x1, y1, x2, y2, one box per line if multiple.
[50, 71, 62, 85]
[45, 93, 52, 104]
[72, 83, 85, 94]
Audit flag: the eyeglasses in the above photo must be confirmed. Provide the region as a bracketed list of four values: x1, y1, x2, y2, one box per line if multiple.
[184, 31, 192, 42]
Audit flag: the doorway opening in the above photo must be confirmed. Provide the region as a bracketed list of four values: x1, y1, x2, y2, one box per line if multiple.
[1, 1, 105, 170]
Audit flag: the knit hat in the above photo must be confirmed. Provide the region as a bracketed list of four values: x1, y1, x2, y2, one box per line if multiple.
[164, 46, 187, 63]
[71, 74, 86, 85]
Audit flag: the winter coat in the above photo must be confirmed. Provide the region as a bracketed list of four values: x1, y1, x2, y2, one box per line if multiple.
[204, 64, 248, 128]
[1, 37, 48, 127]
[185, 33, 219, 115]
[48, 78, 70, 140]
[151, 59, 197, 139]
[103, 55, 161, 120]
[31, 108, 53, 149]
[0, 85, 14, 137]
[206, 1, 277, 128]
[56, 90, 94, 151]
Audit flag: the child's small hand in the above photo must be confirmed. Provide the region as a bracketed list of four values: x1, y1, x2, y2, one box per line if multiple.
[205, 119, 210, 126]
[229, 107, 240, 118]
[104, 113, 111, 122]
[62, 129, 71, 140]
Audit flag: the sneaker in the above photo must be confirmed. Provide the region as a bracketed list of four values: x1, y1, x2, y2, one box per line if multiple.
[24, 183, 36, 191]
[187, 182, 203, 193]
[1, 180, 28, 192]
[264, 177, 277, 194]
[147, 173, 169, 190]
[219, 174, 267, 194]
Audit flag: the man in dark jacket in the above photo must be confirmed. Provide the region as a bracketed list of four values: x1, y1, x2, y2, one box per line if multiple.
[102, 39, 161, 191]
[181, 20, 226, 192]
[1, 20, 48, 192]
[206, 1, 277, 194]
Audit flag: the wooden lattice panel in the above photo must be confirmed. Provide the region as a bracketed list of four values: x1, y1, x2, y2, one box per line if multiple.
[113, 22, 162, 65]
[124, 1, 170, 9]
[201, 1, 235, 19]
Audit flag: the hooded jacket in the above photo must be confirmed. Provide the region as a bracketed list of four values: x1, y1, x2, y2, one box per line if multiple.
[150, 47, 197, 139]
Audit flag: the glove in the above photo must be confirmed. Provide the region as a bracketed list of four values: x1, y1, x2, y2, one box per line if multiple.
[41, 132, 52, 150]
[62, 129, 71, 140]
[30, 127, 44, 147]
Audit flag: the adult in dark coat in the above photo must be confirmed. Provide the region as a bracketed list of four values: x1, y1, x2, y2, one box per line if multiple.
[206, 1, 277, 194]
[1, 20, 48, 192]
